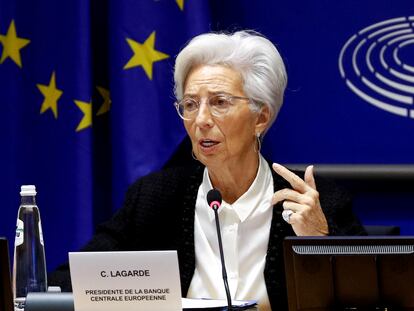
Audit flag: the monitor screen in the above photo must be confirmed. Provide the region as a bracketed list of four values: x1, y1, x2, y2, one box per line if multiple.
[0, 237, 13, 311]
[283, 236, 414, 311]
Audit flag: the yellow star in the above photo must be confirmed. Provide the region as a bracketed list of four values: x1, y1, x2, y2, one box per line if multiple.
[37, 71, 63, 119]
[176, 0, 185, 10]
[0, 20, 30, 68]
[124, 31, 169, 80]
[96, 86, 111, 115]
[74, 100, 92, 132]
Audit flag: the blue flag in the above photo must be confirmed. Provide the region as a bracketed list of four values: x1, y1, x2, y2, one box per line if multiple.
[2, 0, 414, 270]
[0, 0, 210, 269]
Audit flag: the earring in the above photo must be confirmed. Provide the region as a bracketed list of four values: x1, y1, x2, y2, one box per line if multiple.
[254, 133, 261, 153]
[191, 150, 198, 161]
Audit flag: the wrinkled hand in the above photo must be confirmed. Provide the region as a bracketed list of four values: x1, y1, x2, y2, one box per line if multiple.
[271, 163, 329, 236]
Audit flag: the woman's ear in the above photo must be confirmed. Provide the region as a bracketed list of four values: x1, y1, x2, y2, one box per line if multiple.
[255, 105, 271, 134]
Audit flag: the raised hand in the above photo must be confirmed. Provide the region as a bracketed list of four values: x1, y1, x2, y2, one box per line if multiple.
[271, 163, 329, 236]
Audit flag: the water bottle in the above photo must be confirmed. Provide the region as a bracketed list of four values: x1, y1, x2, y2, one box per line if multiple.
[12, 185, 47, 311]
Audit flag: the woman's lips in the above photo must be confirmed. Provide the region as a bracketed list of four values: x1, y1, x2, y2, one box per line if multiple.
[199, 139, 220, 154]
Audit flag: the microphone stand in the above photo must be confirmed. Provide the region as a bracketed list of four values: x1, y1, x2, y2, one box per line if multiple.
[212, 205, 233, 311]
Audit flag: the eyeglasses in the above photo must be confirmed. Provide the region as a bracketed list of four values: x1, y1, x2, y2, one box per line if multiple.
[174, 93, 250, 120]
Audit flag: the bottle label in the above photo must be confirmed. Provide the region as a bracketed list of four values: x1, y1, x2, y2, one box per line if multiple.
[39, 220, 44, 246]
[14, 297, 26, 311]
[15, 219, 24, 246]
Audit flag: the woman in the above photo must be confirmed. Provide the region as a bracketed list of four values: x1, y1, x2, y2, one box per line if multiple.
[50, 31, 365, 310]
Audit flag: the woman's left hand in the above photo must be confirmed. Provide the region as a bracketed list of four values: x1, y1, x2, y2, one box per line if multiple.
[271, 163, 329, 236]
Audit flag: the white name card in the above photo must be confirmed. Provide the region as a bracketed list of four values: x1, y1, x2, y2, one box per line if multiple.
[69, 251, 182, 311]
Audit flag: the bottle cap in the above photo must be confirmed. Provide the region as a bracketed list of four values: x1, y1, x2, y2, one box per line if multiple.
[20, 185, 37, 196]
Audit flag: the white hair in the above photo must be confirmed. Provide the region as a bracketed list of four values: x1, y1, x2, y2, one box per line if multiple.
[174, 30, 287, 131]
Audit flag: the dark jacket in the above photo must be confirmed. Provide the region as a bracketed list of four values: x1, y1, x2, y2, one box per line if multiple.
[49, 162, 365, 310]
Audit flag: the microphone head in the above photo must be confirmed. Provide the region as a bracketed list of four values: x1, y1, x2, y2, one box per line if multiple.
[207, 188, 222, 210]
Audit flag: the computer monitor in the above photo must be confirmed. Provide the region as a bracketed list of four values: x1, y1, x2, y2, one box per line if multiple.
[283, 236, 414, 311]
[0, 237, 13, 311]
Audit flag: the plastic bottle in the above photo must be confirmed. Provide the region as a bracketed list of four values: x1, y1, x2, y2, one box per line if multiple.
[12, 185, 47, 311]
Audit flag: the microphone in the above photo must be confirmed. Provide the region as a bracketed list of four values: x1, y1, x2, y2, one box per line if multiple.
[207, 189, 222, 211]
[206, 189, 233, 311]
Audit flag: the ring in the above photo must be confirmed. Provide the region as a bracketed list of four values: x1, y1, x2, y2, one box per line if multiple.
[282, 209, 294, 223]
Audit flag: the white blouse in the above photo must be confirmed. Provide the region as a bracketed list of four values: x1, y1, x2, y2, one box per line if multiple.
[187, 155, 275, 311]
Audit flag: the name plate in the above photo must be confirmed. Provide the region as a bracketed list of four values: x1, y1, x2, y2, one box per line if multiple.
[69, 251, 182, 311]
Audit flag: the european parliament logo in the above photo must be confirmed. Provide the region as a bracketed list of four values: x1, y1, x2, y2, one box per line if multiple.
[339, 16, 414, 118]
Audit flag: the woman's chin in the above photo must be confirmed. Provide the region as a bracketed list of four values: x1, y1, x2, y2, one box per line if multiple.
[196, 153, 221, 168]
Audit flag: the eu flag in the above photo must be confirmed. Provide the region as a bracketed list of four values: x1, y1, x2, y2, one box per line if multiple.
[0, 0, 210, 270]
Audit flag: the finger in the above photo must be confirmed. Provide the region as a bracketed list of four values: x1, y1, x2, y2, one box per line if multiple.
[272, 188, 306, 205]
[282, 200, 304, 213]
[272, 163, 309, 193]
[304, 165, 317, 190]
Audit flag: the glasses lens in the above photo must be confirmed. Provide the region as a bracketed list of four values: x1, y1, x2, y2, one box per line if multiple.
[210, 95, 231, 116]
[178, 98, 198, 119]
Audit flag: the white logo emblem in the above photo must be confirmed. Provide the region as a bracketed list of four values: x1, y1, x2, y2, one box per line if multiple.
[339, 16, 414, 118]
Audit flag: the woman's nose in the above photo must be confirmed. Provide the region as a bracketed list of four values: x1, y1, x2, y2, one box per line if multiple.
[195, 102, 214, 128]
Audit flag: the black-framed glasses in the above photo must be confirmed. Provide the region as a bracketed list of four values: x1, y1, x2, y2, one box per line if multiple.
[174, 93, 250, 120]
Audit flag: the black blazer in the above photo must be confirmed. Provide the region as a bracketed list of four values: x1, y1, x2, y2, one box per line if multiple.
[49, 161, 365, 310]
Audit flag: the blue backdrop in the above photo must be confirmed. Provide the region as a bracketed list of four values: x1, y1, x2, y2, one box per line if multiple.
[0, 0, 413, 271]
